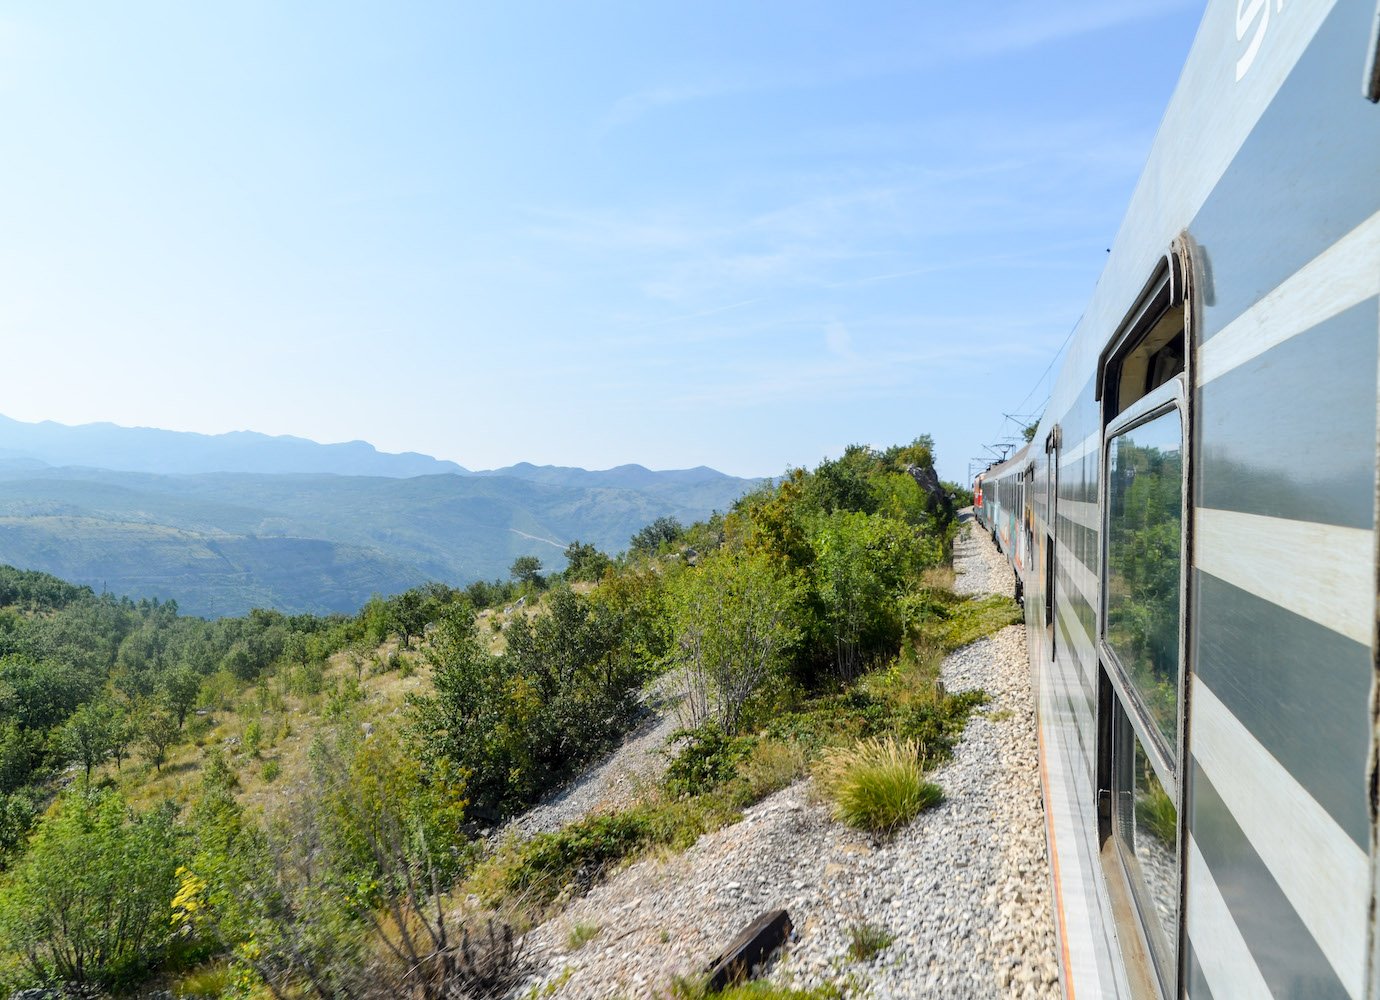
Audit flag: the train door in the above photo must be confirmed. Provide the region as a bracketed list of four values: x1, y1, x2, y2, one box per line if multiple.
[1020, 465, 1034, 605]
[1045, 428, 1059, 660]
[1094, 252, 1189, 999]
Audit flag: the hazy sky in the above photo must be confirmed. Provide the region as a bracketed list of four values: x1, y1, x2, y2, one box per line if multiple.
[1, 2, 1202, 481]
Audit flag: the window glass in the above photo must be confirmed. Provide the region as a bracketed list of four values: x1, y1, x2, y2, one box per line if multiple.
[1113, 711, 1179, 993]
[1106, 407, 1183, 750]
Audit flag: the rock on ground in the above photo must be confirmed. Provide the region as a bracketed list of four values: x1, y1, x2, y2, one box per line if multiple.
[509, 517, 1060, 999]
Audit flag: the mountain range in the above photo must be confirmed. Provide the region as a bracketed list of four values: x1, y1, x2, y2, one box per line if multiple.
[0, 416, 760, 617]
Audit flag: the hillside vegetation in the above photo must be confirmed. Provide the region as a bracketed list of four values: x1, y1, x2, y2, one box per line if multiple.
[0, 437, 1004, 999]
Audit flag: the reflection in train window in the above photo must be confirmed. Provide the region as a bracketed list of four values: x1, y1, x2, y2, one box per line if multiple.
[1111, 704, 1179, 996]
[1105, 408, 1183, 754]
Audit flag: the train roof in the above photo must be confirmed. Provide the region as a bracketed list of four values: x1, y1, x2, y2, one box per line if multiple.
[977, 443, 1031, 482]
[1039, 2, 1337, 432]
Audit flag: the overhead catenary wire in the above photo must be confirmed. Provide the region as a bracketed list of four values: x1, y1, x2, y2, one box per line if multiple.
[1013, 315, 1079, 416]
[986, 316, 1080, 460]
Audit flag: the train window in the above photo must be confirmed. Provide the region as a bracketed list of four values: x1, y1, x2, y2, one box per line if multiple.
[1105, 404, 1183, 755]
[1088, 239, 1197, 999]
[1110, 703, 1179, 999]
[1098, 255, 1187, 419]
[1098, 298, 1189, 998]
[1112, 306, 1183, 416]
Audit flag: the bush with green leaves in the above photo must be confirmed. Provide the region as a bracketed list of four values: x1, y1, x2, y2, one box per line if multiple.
[663, 725, 757, 798]
[484, 811, 655, 905]
[846, 921, 896, 961]
[411, 590, 645, 822]
[666, 546, 803, 736]
[811, 509, 937, 680]
[0, 788, 180, 989]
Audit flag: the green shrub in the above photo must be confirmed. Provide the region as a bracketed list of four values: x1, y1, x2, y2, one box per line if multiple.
[670, 977, 843, 999]
[0, 788, 180, 988]
[813, 738, 941, 834]
[664, 725, 756, 797]
[412, 592, 645, 822]
[566, 921, 601, 950]
[482, 811, 655, 906]
[904, 591, 1022, 652]
[762, 688, 892, 753]
[261, 759, 282, 782]
[638, 795, 740, 851]
[895, 689, 987, 765]
[846, 921, 895, 961]
[174, 961, 234, 997]
[731, 739, 807, 806]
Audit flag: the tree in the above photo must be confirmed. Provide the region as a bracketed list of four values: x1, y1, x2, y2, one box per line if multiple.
[0, 788, 180, 987]
[410, 603, 518, 821]
[59, 700, 118, 783]
[187, 730, 504, 1000]
[667, 547, 802, 735]
[562, 541, 611, 583]
[411, 590, 640, 821]
[805, 445, 881, 515]
[159, 664, 201, 729]
[812, 510, 930, 680]
[0, 722, 38, 795]
[509, 555, 544, 589]
[0, 655, 98, 731]
[386, 589, 428, 649]
[108, 708, 135, 771]
[137, 706, 179, 772]
[630, 516, 683, 555]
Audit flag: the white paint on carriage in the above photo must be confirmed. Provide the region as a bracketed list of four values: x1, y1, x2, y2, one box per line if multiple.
[1058, 430, 1100, 469]
[1194, 507, 1374, 647]
[1192, 677, 1368, 999]
[1058, 498, 1100, 532]
[1046, 0, 1336, 423]
[1185, 836, 1275, 999]
[1198, 209, 1380, 385]
[1055, 537, 1099, 610]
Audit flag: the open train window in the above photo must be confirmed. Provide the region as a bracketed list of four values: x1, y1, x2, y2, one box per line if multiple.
[1096, 244, 1192, 999]
[1098, 257, 1186, 419]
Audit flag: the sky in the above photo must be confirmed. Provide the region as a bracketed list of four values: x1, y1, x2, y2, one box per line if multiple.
[0, 2, 1204, 482]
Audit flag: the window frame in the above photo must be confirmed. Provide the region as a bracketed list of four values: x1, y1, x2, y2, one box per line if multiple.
[1094, 239, 1195, 1000]
[1098, 374, 1189, 795]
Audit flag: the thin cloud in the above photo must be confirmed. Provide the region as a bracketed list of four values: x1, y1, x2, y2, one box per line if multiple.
[597, 82, 738, 134]
[643, 298, 761, 328]
[824, 321, 855, 359]
[594, 1, 1198, 135]
[963, 0, 1199, 57]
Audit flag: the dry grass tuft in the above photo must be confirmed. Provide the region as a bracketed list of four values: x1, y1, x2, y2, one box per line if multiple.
[813, 737, 941, 835]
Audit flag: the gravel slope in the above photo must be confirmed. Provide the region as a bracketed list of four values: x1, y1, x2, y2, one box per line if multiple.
[509, 518, 1059, 998]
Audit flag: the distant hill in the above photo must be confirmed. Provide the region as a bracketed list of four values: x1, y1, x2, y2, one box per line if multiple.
[0, 414, 467, 477]
[0, 462, 760, 618]
[474, 462, 742, 491]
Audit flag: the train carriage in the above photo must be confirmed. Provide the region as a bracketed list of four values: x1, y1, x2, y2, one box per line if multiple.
[978, 1, 1380, 996]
